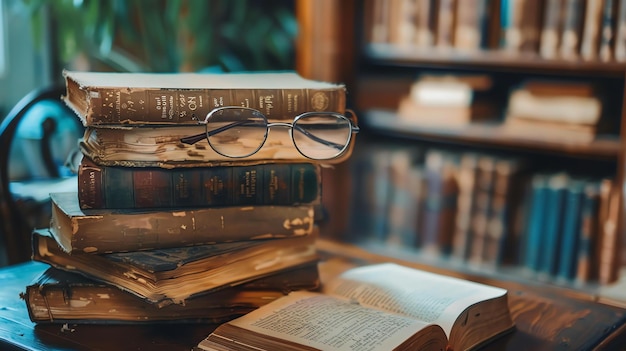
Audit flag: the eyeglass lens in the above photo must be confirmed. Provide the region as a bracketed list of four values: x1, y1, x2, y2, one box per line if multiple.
[205, 107, 353, 159]
[205, 108, 268, 158]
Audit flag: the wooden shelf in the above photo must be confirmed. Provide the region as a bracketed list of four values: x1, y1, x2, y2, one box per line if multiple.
[365, 44, 626, 77]
[362, 109, 622, 160]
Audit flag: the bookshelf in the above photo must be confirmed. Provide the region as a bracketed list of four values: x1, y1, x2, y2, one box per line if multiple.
[295, 0, 626, 304]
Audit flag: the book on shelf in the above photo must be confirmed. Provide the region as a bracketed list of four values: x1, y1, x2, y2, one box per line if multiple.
[78, 156, 321, 209]
[539, 0, 565, 59]
[467, 155, 496, 266]
[24, 264, 320, 324]
[576, 180, 601, 284]
[599, 0, 616, 62]
[597, 178, 621, 284]
[32, 228, 319, 306]
[454, 0, 489, 51]
[580, 0, 606, 60]
[614, 0, 626, 61]
[396, 74, 496, 126]
[523, 174, 550, 273]
[539, 172, 569, 278]
[559, 0, 585, 59]
[500, 0, 542, 53]
[451, 153, 480, 261]
[419, 149, 458, 256]
[62, 70, 346, 126]
[49, 192, 315, 254]
[556, 178, 586, 282]
[435, 0, 456, 48]
[194, 263, 515, 351]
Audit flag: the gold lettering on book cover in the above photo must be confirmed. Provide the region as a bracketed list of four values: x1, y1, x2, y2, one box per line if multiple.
[311, 92, 329, 111]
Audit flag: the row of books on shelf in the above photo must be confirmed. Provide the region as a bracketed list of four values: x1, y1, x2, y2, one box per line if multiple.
[395, 73, 607, 142]
[349, 146, 621, 286]
[368, 0, 626, 62]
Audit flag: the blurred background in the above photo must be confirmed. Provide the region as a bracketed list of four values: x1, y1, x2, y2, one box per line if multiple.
[0, 0, 300, 112]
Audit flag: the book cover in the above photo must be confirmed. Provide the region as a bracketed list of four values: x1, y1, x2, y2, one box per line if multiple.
[451, 152, 479, 261]
[49, 192, 315, 254]
[25, 264, 320, 324]
[467, 155, 496, 266]
[32, 229, 319, 306]
[78, 157, 321, 209]
[63, 70, 346, 126]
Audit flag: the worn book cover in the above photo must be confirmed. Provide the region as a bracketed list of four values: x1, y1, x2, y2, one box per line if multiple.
[63, 70, 346, 126]
[32, 229, 319, 306]
[24, 264, 320, 324]
[49, 192, 315, 254]
[78, 157, 321, 209]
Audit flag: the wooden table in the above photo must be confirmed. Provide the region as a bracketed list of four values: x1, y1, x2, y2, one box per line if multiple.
[1, 240, 626, 350]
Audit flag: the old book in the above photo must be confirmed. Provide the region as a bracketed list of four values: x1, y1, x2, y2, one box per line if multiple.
[614, 0, 626, 60]
[538, 173, 569, 278]
[556, 179, 585, 282]
[32, 228, 319, 306]
[539, 0, 565, 59]
[454, 0, 488, 51]
[467, 155, 496, 266]
[419, 149, 458, 256]
[599, 0, 616, 61]
[415, 0, 436, 47]
[194, 263, 514, 351]
[580, 0, 606, 60]
[575, 180, 601, 284]
[62, 70, 346, 126]
[451, 153, 479, 261]
[24, 264, 320, 324]
[49, 192, 315, 254]
[559, 0, 584, 59]
[597, 178, 621, 284]
[435, 0, 457, 48]
[79, 122, 355, 168]
[501, 0, 542, 53]
[523, 174, 550, 274]
[483, 158, 526, 266]
[78, 157, 321, 209]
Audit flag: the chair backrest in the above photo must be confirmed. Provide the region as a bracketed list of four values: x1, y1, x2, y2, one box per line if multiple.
[0, 86, 83, 265]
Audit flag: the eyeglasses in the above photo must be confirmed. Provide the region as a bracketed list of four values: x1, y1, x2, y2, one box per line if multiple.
[180, 107, 359, 160]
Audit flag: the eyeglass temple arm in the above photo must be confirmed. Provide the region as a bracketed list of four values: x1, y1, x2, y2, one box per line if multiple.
[180, 118, 358, 149]
[180, 120, 249, 145]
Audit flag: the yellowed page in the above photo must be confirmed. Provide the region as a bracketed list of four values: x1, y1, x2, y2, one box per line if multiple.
[227, 291, 434, 351]
[323, 263, 507, 337]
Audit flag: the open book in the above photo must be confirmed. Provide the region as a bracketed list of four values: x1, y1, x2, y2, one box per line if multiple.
[195, 263, 515, 351]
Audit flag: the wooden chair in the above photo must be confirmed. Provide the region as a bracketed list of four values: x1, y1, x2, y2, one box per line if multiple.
[0, 86, 83, 266]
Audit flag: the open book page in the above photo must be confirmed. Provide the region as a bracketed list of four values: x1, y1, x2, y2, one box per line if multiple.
[225, 291, 443, 351]
[322, 263, 507, 337]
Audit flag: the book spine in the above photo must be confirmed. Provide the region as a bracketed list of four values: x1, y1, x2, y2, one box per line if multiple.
[575, 181, 600, 284]
[467, 155, 496, 266]
[78, 158, 321, 209]
[451, 153, 479, 261]
[523, 174, 549, 273]
[539, 0, 564, 59]
[614, 0, 626, 60]
[599, 0, 616, 61]
[538, 173, 568, 277]
[81, 86, 346, 125]
[597, 179, 621, 284]
[559, 0, 584, 59]
[580, 0, 606, 60]
[52, 203, 316, 254]
[556, 180, 584, 282]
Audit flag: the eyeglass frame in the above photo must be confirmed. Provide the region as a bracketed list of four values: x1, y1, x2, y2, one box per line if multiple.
[180, 106, 360, 160]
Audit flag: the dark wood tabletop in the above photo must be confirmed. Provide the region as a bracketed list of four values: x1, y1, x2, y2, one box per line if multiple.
[2, 242, 626, 351]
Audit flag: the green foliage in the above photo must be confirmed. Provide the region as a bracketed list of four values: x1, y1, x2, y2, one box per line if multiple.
[24, 0, 297, 73]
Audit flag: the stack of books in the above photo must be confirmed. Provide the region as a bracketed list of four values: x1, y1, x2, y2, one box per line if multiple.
[23, 70, 353, 323]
